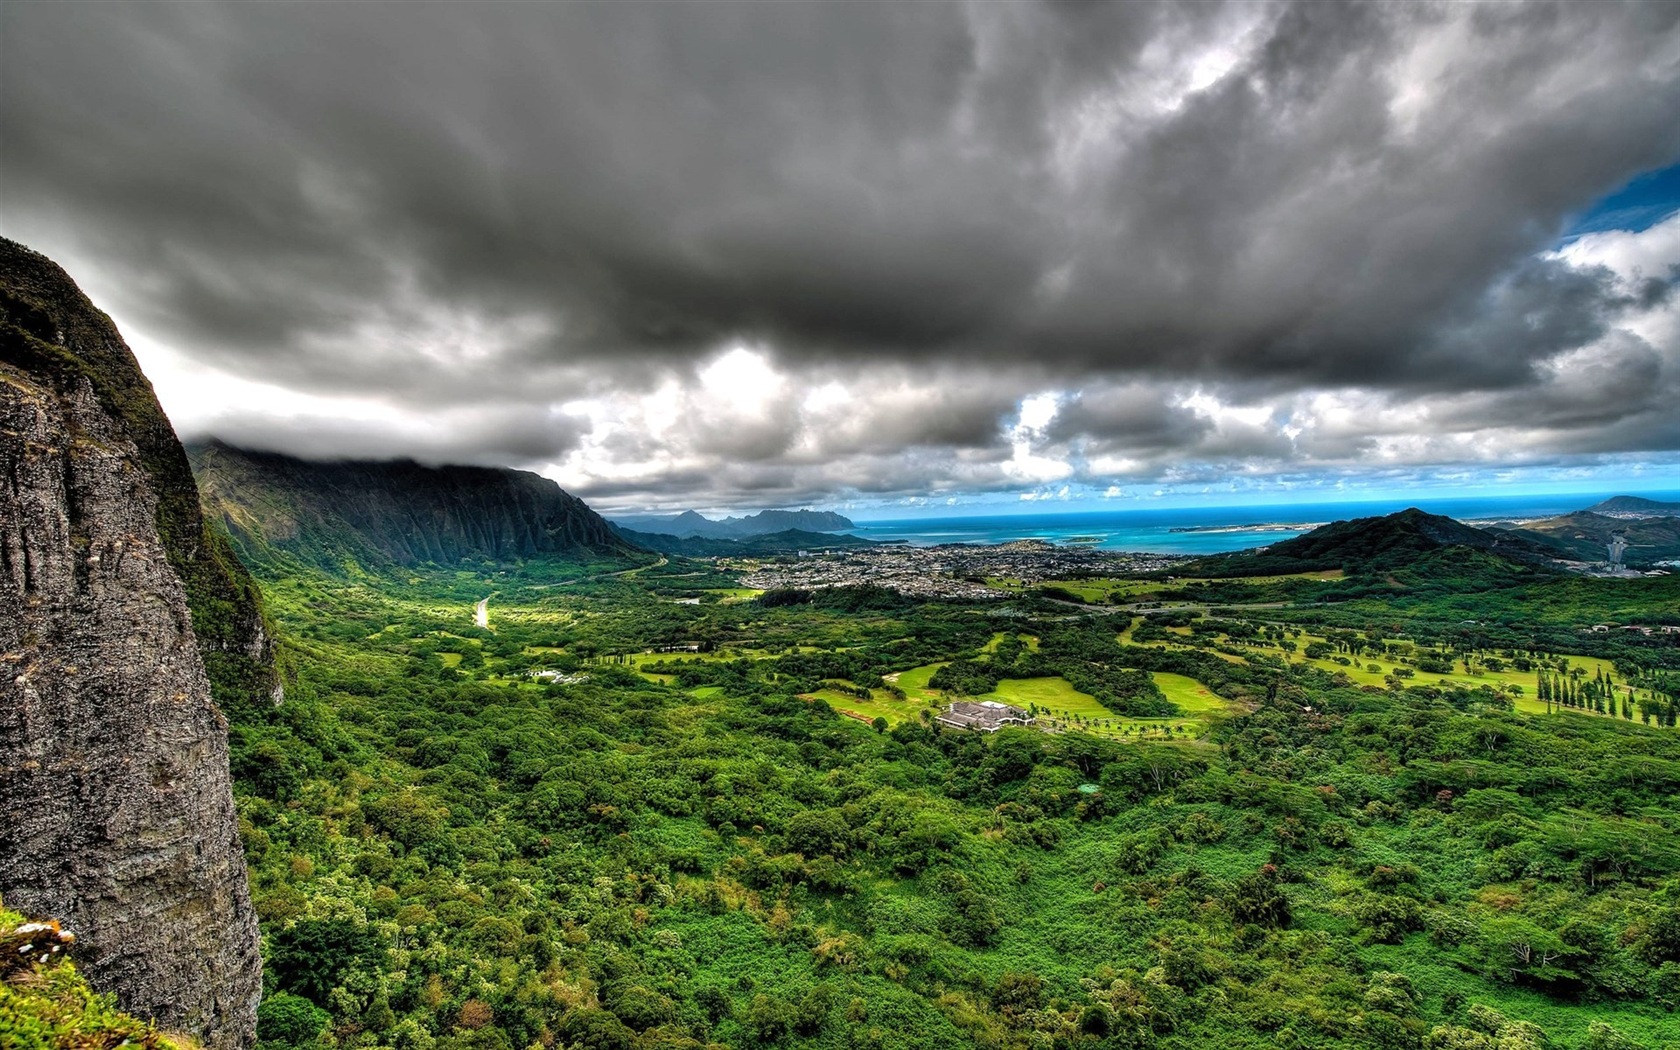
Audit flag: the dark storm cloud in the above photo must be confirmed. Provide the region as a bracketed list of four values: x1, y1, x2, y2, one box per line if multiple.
[1050, 387, 1212, 452]
[3, 0, 1679, 501]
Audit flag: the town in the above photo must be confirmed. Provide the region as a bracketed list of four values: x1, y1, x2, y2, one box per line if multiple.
[731, 539, 1186, 599]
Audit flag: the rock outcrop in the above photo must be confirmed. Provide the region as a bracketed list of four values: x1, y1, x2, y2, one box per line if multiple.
[1, 238, 262, 1048]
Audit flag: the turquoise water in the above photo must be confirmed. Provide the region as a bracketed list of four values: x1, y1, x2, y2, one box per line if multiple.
[849, 492, 1680, 555]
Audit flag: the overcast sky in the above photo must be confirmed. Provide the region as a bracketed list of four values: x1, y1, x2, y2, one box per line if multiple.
[4, 1, 1679, 515]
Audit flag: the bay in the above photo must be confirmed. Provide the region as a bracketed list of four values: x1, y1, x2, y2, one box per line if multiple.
[849, 491, 1680, 555]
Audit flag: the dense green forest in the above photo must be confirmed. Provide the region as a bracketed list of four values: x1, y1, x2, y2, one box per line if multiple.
[222, 549, 1680, 1050]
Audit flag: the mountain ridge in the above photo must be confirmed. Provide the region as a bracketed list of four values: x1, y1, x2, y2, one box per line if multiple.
[612, 507, 856, 539]
[189, 440, 646, 572]
[611, 524, 877, 557]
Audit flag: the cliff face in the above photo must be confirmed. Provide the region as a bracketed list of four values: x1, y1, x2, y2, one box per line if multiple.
[0, 239, 262, 1048]
[191, 441, 645, 572]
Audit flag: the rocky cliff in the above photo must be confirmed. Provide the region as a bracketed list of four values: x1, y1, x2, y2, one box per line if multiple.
[190, 440, 645, 572]
[0, 238, 263, 1048]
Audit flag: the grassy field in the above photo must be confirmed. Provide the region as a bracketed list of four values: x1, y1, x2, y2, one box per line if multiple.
[805, 687, 933, 727]
[1271, 629, 1622, 697]
[985, 675, 1096, 710]
[1123, 623, 1639, 724]
[700, 588, 764, 603]
[1152, 671, 1230, 714]
[982, 631, 1040, 652]
[812, 662, 1237, 740]
[984, 676, 1221, 741]
[885, 662, 947, 702]
[1032, 569, 1345, 604]
[806, 661, 953, 726]
[1033, 579, 1175, 602]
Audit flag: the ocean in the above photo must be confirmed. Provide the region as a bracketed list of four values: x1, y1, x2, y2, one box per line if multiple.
[848, 491, 1680, 556]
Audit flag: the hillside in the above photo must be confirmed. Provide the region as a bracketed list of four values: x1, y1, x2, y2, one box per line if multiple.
[1182, 507, 1563, 576]
[613, 507, 856, 539]
[1503, 510, 1680, 564]
[1583, 494, 1680, 518]
[189, 441, 646, 572]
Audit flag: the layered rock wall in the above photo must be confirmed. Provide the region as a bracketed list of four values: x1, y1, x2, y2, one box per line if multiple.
[1, 239, 262, 1048]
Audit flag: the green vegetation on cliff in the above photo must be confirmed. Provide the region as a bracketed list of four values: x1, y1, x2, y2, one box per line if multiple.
[0, 907, 187, 1050]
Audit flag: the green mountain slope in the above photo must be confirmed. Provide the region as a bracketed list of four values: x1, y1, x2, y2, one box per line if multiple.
[1504, 511, 1680, 564]
[189, 441, 646, 573]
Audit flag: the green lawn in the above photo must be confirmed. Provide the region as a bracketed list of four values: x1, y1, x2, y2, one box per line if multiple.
[805, 687, 932, 727]
[1034, 570, 1344, 604]
[1152, 671, 1229, 714]
[982, 674, 1236, 742]
[1128, 626, 1639, 725]
[885, 662, 947, 703]
[1034, 578, 1174, 603]
[701, 588, 764, 603]
[982, 631, 1040, 653]
[986, 676, 1095, 709]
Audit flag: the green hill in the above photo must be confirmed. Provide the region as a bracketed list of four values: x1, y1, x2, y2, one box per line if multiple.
[1582, 494, 1680, 517]
[1182, 507, 1562, 577]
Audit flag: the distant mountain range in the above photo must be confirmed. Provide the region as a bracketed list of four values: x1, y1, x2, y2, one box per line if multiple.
[611, 525, 875, 557]
[189, 441, 641, 571]
[611, 508, 855, 540]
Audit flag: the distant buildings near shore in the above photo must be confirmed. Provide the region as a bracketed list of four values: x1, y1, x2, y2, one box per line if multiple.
[738, 541, 1182, 600]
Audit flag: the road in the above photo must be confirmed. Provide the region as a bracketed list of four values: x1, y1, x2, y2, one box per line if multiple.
[527, 555, 670, 589]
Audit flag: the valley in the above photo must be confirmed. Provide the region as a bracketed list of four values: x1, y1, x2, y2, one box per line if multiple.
[203, 456, 1680, 1050]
